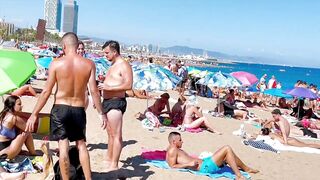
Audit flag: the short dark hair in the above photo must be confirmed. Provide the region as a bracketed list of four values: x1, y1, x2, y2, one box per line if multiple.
[102, 40, 120, 54]
[62, 32, 79, 48]
[271, 109, 282, 115]
[148, 57, 153, 63]
[229, 89, 235, 94]
[168, 131, 181, 142]
[261, 128, 270, 135]
[78, 40, 84, 48]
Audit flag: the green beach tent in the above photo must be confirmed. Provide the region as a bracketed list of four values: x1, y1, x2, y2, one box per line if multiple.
[0, 50, 37, 95]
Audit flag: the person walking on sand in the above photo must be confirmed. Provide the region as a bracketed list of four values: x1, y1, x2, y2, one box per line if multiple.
[98, 40, 133, 171]
[166, 132, 259, 180]
[25, 32, 106, 180]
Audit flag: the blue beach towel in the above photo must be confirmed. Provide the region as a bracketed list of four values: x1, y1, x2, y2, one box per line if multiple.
[146, 160, 251, 179]
[0, 158, 37, 173]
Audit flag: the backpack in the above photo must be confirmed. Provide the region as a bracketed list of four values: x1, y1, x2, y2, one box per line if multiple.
[53, 146, 84, 180]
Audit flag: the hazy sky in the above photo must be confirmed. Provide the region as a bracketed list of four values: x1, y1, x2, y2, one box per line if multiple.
[1, 0, 320, 67]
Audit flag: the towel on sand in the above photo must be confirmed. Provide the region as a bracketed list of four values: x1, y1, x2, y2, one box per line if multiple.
[243, 140, 279, 153]
[0, 158, 37, 173]
[256, 135, 320, 154]
[146, 160, 251, 180]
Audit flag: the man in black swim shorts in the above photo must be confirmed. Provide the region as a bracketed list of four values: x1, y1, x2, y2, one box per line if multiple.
[26, 33, 106, 180]
[98, 40, 133, 171]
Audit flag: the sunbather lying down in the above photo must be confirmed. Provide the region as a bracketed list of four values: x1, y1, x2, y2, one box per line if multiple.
[166, 132, 259, 180]
[248, 127, 320, 149]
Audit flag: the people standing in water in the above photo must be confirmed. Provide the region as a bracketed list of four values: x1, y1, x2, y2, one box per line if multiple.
[25, 32, 106, 180]
[98, 40, 133, 171]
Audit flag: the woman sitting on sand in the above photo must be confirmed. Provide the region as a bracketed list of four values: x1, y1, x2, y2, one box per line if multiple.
[278, 98, 292, 109]
[182, 96, 221, 134]
[0, 96, 37, 159]
[171, 95, 187, 126]
[135, 93, 171, 127]
[223, 89, 248, 120]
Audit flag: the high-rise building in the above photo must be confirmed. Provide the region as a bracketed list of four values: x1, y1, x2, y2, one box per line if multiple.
[0, 19, 15, 36]
[44, 0, 62, 31]
[63, 0, 79, 34]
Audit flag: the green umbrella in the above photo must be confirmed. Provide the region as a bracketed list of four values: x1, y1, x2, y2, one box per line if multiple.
[0, 50, 37, 95]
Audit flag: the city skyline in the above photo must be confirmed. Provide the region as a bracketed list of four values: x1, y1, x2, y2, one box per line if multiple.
[0, 0, 320, 67]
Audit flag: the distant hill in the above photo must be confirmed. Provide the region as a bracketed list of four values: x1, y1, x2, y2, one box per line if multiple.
[160, 46, 231, 59]
[160, 45, 270, 63]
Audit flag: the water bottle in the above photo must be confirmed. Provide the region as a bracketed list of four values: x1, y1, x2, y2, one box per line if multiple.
[240, 124, 246, 138]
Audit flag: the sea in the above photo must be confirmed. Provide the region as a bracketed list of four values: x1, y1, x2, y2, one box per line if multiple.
[194, 62, 320, 90]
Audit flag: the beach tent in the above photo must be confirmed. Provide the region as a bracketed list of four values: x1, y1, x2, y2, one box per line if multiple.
[0, 50, 37, 95]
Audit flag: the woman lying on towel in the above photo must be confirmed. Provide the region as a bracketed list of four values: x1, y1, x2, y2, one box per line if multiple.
[182, 96, 221, 134]
[0, 96, 37, 159]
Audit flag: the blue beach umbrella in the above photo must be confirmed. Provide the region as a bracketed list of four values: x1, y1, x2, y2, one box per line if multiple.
[196, 71, 241, 88]
[133, 64, 181, 91]
[36, 57, 53, 69]
[263, 89, 293, 98]
[92, 58, 111, 78]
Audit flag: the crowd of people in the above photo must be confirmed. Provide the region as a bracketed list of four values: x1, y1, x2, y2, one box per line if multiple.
[1, 32, 320, 180]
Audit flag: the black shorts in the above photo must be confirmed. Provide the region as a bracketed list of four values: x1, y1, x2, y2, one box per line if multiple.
[178, 79, 187, 88]
[50, 104, 86, 142]
[102, 98, 127, 114]
[0, 140, 12, 151]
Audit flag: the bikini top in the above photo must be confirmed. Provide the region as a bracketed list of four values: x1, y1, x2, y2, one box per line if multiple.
[0, 115, 17, 140]
[0, 125, 17, 140]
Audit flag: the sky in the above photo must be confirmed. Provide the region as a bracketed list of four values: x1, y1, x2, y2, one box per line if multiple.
[1, 0, 320, 67]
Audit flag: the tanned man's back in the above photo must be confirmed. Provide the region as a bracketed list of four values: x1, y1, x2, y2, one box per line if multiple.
[54, 55, 93, 106]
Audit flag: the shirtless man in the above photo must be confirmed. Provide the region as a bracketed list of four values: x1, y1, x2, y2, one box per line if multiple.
[166, 132, 258, 180]
[98, 40, 133, 171]
[25, 33, 106, 180]
[263, 109, 320, 148]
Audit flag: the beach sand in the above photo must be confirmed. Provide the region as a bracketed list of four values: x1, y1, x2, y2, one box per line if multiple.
[1, 81, 320, 180]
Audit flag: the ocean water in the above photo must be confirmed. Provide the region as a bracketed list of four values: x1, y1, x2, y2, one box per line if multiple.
[195, 62, 320, 90]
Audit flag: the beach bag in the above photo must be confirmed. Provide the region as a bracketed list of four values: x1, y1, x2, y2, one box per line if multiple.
[54, 146, 84, 180]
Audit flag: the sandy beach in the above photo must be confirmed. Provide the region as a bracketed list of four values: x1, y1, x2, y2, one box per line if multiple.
[1, 80, 319, 180]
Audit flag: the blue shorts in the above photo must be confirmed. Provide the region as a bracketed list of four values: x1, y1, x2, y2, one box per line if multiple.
[199, 157, 220, 173]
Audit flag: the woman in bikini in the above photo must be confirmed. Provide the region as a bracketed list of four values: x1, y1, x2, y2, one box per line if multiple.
[0, 95, 37, 159]
[182, 96, 221, 134]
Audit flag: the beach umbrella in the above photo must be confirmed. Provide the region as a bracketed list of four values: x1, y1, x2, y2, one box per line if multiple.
[0, 50, 37, 95]
[133, 64, 181, 91]
[230, 71, 258, 86]
[92, 58, 111, 78]
[196, 71, 241, 88]
[286, 87, 318, 99]
[33, 49, 57, 57]
[36, 57, 53, 69]
[263, 89, 293, 98]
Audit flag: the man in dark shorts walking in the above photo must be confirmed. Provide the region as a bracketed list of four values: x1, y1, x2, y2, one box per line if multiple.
[98, 40, 133, 171]
[26, 32, 106, 180]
